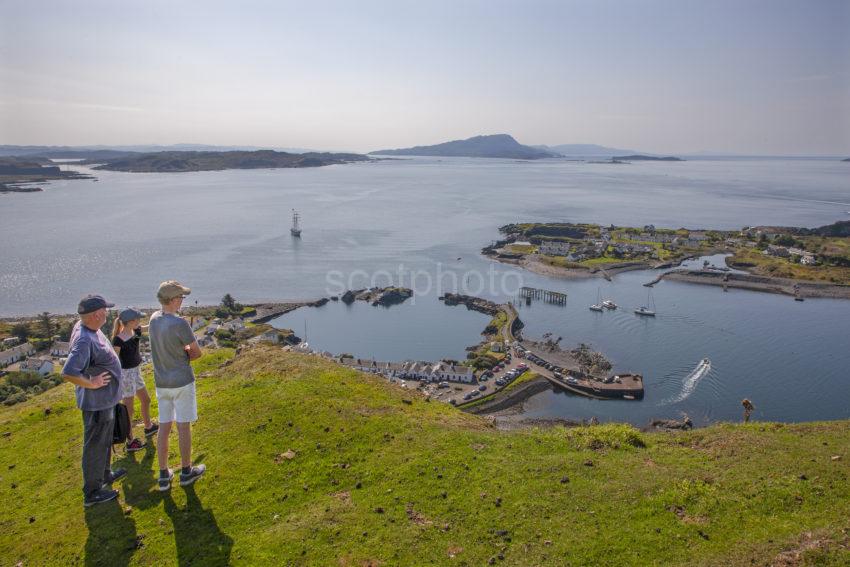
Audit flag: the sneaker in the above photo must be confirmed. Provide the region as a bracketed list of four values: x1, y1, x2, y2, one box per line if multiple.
[125, 438, 146, 452]
[179, 464, 206, 487]
[143, 423, 159, 438]
[158, 469, 174, 492]
[84, 488, 118, 507]
[103, 468, 127, 486]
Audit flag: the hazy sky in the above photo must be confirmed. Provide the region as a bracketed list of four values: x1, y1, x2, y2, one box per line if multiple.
[2, 0, 848, 154]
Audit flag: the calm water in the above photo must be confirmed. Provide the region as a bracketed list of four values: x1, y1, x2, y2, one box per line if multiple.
[2, 156, 849, 424]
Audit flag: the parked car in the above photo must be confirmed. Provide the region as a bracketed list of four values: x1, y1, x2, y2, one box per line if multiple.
[479, 385, 487, 391]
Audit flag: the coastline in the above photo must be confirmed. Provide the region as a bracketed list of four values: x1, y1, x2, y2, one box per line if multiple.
[488, 247, 850, 299]
[658, 270, 850, 299]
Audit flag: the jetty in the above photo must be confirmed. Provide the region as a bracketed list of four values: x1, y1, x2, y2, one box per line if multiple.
[519, 286, 568, 305]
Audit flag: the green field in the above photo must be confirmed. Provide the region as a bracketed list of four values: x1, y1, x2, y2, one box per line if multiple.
[1, 347, 849, 565]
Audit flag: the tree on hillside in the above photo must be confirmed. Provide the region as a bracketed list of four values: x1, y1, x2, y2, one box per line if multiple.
[11, 323, 30, 342]
[37, 312, 53, 338]
[221, 294, 237, 312]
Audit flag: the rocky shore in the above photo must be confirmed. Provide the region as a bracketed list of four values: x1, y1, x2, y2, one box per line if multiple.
[339, 287, 413, 306]
[438, 292, 500, 315]
[659, 270, 850, 299]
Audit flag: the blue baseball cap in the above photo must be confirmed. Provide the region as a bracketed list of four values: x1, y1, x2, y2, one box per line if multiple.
[118, 307, 144, 322]
[77, 294, 115, 315]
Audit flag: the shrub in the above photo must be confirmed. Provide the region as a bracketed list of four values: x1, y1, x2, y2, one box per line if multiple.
[6, 371, 42, 389]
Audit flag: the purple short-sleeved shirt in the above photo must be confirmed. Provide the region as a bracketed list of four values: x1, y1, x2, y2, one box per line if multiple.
[62, 321, 123, 411]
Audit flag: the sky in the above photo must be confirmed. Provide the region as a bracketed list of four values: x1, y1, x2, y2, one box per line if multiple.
[1, 0, 849, 155]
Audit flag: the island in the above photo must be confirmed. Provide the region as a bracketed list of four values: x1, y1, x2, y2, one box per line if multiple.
[369, 133, 559, 160]
[612, 154, 683, 161]
[483, 220, 850, 298]
[92, 149, 371, 172]
[0, 156, 93, 193]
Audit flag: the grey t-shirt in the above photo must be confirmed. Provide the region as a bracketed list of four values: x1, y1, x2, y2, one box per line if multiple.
[62, 321, 123, 411]
[149, 311, 196, 389]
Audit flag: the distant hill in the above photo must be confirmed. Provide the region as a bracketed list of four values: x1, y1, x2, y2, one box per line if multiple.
[92, 150, 370, 172]
[370, 134, 558, 159]
[0, 144, 320, 158]
[0, 146, 139, 161]
[535, 143, 637, 156]
[843, 158, 850, 162]
[613, 154, 683, 162]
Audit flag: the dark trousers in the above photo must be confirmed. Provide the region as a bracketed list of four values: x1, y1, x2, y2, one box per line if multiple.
[82, 406, 115, 497]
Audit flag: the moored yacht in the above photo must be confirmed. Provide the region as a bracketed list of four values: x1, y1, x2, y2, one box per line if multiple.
[635, 289, 656, 316]
[602, 299, 617, 309]
[589, 288, 604, 312]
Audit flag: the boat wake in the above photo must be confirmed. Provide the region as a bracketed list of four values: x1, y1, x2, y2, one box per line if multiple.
[668, 358, 711, 403]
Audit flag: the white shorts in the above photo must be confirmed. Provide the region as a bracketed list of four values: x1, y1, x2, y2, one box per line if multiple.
[120, 366, 147, 398]
[155, 382, 198, 424]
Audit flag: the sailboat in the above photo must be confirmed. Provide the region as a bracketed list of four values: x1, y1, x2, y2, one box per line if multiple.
[290, 209, 302, 237]
[634, 288, 656, 316]
[589, 288, 604, 312]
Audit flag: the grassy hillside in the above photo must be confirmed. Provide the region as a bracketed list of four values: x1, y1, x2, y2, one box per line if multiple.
[1, 347, 848, 566]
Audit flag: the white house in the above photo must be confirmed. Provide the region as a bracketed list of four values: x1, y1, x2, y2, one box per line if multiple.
[429, 362, 474, 383]
[221, 318, 245, 332]
[50, 341, 70, 357]
[189, 317, 208, 331]
[0, 342, 35, 367]
[19, 357, 54, 376]
[248, 330, 281, 345]
[2, 337, 21, 348]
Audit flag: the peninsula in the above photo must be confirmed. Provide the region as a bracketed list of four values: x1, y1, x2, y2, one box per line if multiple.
[0, 156, 93, 193]
[484, 220, 850, 298]
[92, 149, 371, 172]
[369, 134, 558, 160]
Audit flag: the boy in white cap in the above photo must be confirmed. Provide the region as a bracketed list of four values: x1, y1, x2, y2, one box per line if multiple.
[149, 280, 205, 491]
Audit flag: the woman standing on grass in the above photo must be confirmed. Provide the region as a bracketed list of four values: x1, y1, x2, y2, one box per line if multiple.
[112, 308, 159, 451]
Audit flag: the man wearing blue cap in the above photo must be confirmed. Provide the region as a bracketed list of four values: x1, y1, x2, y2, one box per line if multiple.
[62, 294, 127, 506]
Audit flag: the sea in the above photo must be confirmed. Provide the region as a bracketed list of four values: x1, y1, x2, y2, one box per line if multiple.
[2, 156, 849, 425]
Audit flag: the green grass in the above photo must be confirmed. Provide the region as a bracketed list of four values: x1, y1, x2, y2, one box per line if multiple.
[729, 247, 850, 284]
[1, 347, 849, 565]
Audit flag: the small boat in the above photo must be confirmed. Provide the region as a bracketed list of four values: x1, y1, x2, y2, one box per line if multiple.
[635, 289, 656, 316]
[794, 296, 804, 302]
[589, 288, 604, 312]
[290, 209, 302, 237]
[602, 299, 617, 310]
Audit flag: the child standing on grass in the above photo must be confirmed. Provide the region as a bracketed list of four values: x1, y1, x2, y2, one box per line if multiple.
[112, 308, 159, 452]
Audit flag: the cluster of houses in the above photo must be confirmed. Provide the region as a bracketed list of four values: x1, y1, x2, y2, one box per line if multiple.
[0, 339, 56, 376]
[764, 245, 817, 265]
[535, 225, 715, 262]
[337, 358, 475, 383]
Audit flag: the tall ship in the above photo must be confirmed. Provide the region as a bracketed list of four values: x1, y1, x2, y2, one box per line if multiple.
[290, 209, 302, 237]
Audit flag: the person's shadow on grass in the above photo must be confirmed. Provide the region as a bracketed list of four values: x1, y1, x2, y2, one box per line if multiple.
[84, 499, 138, 567]
[114, 444, 160, 509]
[164, 484, 233, 566]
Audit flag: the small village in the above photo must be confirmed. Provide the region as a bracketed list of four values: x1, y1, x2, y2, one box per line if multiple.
[486, 221, 849, 280]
